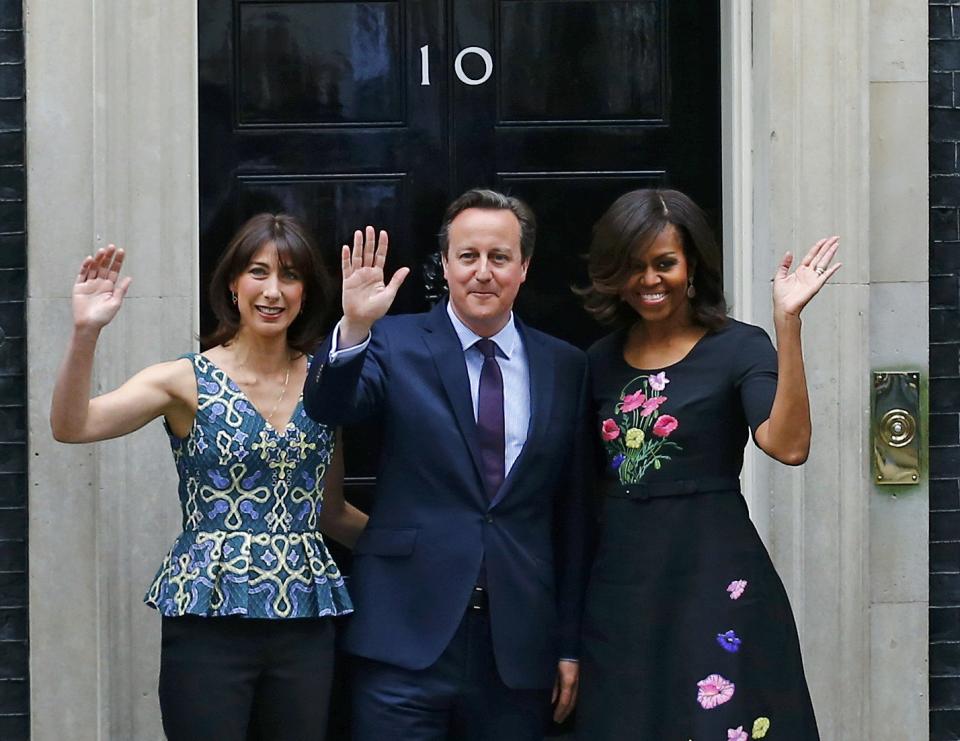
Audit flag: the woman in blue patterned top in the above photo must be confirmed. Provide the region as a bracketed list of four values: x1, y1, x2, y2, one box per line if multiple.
[50, 213, 366, 740]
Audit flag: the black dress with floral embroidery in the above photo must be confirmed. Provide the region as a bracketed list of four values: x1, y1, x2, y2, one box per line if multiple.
[576, 319, 819, 741]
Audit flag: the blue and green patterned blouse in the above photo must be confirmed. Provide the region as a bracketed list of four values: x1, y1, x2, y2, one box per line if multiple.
[144, 353, 353, 619]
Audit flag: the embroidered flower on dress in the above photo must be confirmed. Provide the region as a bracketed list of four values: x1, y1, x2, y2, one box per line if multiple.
[601, 419, 621, 441]
[621, 390, 647, 413]
[696, 674, 735, 709]
[752, 717, 771, 738]
[640, 395, 668, 417]
[717, 629, 742, 653]
[727, 579, 748, 599]
[625, 427, 645, 448]
[652, 415, 679, 437]
[648, 372, 670, 391]
[611, 453, 626, 470]
[728, 727, 748, 741]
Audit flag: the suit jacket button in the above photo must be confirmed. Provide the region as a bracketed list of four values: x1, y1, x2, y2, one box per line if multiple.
[485, 514, 493, 523]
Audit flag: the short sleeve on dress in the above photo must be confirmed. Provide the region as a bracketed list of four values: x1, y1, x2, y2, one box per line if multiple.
[732, 324, 778, 434]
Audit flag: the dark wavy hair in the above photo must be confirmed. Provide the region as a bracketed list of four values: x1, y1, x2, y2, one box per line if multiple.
[578, 189, 727, 330]
[438, 188, 536, 261]
[201, 213, 333, 354]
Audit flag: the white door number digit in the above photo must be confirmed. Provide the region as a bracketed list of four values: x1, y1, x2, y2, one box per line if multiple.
[420, 45, 430, 86]
[454, 46, 493, 86]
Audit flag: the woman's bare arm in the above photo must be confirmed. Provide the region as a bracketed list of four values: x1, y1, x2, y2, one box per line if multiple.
[318, 430, 369, 547]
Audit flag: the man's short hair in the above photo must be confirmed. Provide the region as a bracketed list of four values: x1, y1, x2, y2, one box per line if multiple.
[438, 188, 536, 261]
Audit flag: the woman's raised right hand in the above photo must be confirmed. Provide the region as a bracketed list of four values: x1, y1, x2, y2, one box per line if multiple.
[73, 245, 132, 330]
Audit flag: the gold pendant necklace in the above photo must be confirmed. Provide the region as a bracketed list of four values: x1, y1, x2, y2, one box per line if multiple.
[237, 350, 293, 428]
[266, 361, 292, 428]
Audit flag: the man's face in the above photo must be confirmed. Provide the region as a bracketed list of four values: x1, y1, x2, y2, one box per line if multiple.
[443, 207, 529, 337]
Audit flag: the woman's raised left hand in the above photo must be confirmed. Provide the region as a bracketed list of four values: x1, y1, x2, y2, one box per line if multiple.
[72, 245, 132, 331]
[772, 236, 841, 319]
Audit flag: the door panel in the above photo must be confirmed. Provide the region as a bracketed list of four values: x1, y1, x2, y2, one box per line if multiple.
[236, 3, 406, 126]
[497, 0, 664, 123]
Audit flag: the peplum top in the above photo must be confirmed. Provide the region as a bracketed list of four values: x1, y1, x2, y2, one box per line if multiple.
[144, 353, 353, 619]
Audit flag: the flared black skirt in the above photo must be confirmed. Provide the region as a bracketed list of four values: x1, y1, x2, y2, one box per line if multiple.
[576, 492, 820, 741]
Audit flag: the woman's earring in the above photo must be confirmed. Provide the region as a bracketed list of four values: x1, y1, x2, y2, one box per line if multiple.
[686, 278, 696, 299]
[231, 291, 238, 305]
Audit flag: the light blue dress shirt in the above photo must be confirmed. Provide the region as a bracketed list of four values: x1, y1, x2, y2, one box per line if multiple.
[444, 302, 530, 477]
[329, 303, 531, 476]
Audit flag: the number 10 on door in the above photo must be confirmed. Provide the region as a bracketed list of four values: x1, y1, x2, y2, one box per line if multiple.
[420, 45, 493, 86]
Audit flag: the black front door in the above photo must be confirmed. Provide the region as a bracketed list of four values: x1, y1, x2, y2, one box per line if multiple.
[200, 0, 720, 344]
[199, 1, 719, 734]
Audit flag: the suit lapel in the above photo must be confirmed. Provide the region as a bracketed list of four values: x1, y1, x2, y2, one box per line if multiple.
[489, 319, 554, 509]
[422, 302, 486, 493]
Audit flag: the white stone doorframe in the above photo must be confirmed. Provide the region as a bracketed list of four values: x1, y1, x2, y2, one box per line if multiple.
[25, 1, 926, 739]
[721, 2, 929, 740]
[26, 1, 199, 739]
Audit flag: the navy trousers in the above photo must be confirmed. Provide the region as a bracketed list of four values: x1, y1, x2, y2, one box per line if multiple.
[158, 615, 335, 741]
[351, 605, 552, 741]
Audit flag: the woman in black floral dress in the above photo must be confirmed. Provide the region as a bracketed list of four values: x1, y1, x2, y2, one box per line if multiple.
[575, 189, 838, 740]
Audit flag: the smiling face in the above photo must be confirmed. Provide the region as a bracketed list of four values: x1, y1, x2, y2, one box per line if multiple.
[619, 223, 693, 326]
[442, 207, 529, 337]
[230, 242, 304, 338]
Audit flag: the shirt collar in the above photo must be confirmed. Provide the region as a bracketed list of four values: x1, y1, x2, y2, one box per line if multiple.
[446, 299, 519, 360]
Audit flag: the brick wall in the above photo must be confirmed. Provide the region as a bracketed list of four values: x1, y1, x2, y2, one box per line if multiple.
[0, 0, 26, 737]
[932, 3, 960, 738]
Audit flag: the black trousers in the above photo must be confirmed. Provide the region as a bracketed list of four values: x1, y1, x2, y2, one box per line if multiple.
[159, 615, 335, 741]
[351, 603, 552, 741]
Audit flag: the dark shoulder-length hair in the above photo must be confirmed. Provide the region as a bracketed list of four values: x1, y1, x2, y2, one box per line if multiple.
[578, 189, 727, 330]
[201, 213, 333, 354]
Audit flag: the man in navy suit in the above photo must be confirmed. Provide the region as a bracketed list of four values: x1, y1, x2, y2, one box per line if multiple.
[304, 189, 589, 741]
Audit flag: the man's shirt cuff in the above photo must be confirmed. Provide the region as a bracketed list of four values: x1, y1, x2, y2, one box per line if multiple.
[328, 319, 371, 365]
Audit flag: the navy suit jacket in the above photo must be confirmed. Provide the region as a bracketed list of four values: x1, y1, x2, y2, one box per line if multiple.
[304, 300, 590, 689]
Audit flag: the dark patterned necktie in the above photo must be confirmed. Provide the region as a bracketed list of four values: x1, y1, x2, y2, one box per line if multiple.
[475, 338, 505, 498]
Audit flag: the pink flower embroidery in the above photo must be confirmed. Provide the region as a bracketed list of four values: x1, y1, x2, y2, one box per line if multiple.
[601, 419, 620, 441]
[648, 372, 670, 391]
[640, 395, 668, 417]
[727, 579, 748, 600]
[697, 674, 735, 709]
[621, 390, 647, 413]
[728, 727, 748, 741]
[652, 415, 679, 437]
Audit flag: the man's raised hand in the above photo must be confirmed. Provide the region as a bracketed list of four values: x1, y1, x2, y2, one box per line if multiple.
[339, 226, 409, 346]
